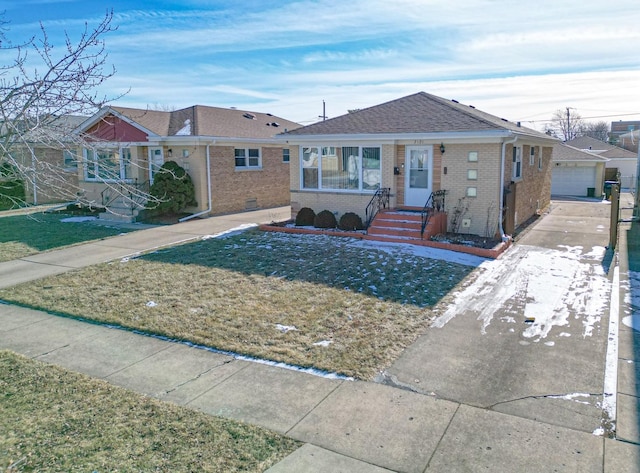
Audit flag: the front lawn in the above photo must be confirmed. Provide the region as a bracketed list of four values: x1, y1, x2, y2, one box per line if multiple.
[0, 213, 135, 262]
[0, 351, 299, 472]
[0, 231, 479, 379]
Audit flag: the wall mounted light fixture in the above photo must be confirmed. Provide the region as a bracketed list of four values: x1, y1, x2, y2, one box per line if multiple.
[440, 143, 446, 154]
[167, 149, 173, 157]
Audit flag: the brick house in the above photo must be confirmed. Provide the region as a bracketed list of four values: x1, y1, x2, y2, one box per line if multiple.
[280, 92, 557, 239]
[73, 105, 300, 221]
[5, 115, 86, 205]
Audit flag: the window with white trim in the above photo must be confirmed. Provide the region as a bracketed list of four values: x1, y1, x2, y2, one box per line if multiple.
[512, 146, 522, 180]
[63, 150, 78, 170]
[301, 145, 381, 191]
[538, 147, 543, 170]
[282, 148, 290, 163]
[83, 147, 132, 181]
[529, 146, 535, 166]
[235, 148, 261, 168]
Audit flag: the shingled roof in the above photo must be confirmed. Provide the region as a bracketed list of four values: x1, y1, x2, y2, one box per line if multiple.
[98, 105, 301, 140]
[552, 143, 609, 162]
[565, 136, 637, 159]
[282, 92, 553, 140]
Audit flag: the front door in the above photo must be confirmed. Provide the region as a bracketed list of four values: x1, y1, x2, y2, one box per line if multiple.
[405, 146, 432, 207]
[148, 147, 164, 184]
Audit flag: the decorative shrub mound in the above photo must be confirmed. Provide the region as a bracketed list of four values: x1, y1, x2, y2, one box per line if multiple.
[0, 162, 25, 210]
[295, 207, 316, 226]
[146, 161, 196, 216]
[338, 212, 364, 231]
[314, 210, 337, 229]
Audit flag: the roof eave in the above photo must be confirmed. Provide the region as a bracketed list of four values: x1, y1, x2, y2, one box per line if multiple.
[278, 130, 556, 144]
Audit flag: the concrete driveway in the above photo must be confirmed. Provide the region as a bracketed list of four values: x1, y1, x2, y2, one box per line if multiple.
[382, 198, 615, 434]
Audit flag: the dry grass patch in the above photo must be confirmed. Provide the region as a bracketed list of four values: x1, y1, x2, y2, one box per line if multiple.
[0, 213, 134, 262]
[0, 350, 299, 472]
[0, 231, 477, 379]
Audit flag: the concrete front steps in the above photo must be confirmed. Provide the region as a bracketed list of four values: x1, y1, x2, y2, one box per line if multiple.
[98, 196, 145, 223]
[367, 208, 446, 243]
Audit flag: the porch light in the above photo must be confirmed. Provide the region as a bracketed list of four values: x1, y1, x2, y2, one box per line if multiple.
[440, 143, 445, 154]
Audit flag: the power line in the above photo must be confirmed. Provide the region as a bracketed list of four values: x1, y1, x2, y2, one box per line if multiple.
[521, 112, 640, 124]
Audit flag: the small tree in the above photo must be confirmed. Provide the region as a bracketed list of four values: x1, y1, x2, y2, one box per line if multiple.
[0, 11, 157, 210]
[582, 121, 609, 142]
[550, 108, 585, 141]
[146, 161, 196, 216]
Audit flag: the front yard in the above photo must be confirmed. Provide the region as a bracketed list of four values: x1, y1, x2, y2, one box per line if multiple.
[0, 351, 299, 472]
[0, 213, 136, 262]
[0, 230, 480, 379]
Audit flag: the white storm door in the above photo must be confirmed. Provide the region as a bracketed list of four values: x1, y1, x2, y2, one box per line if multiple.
[148, 147, 164, 184]
[405, 146, 433, 207]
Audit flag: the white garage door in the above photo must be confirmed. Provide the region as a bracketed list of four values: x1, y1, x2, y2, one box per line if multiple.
[551, 165, 596, 196]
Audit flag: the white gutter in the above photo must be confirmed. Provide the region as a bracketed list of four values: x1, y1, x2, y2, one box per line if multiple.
[499, 135, 518, 240]
[179, 142, 212, 222]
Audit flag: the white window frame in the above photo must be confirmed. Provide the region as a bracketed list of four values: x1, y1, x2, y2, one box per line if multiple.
[300, 145, 382, 192]
[529, 146, 535, 166]
[83, 146, 132, 182]
[63, 150, 78, 171]
[512, 146, 522, 181]
[282, 148, 290, 163]
[538, 147, 543, 170]
[235, 147, 262, 169]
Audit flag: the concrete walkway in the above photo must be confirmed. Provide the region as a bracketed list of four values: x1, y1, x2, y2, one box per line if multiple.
[1, 202, 639, 472]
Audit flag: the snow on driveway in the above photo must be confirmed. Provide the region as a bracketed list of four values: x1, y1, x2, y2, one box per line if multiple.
[433, 243, 611, 342]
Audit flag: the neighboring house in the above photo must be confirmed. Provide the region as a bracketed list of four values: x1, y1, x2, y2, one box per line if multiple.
[565, 136, 638, 189]
[551, 143, 607, 197]
[280, 92, 557, 239]
[73, 105, 301, 221]
[618, 129, 639, 154]
[3, 115, 86, 205]
[610, 120, 640, 146]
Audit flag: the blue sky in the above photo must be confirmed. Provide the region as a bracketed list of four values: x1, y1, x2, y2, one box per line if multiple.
[2, 0, 639, 129]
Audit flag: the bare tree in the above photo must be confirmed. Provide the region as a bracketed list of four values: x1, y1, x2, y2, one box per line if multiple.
[0, 11, 156, 212]
[581, 120, 610, 142]
[550, 107, 585, 141]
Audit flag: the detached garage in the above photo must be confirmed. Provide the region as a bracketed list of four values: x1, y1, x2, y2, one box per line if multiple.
[551, 143, 607, 197]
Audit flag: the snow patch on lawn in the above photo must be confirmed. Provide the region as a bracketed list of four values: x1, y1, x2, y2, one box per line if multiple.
[202, 223, 258, 240]
[275, 324, 297, 333]
[60, 216, 97, 223]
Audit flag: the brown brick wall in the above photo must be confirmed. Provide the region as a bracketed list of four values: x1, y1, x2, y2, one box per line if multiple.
[504, 144, 553, 229]
[209, 145, 290, 215]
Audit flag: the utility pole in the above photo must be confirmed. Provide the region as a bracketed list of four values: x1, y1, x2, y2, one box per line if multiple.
[319, 100, 327, 121]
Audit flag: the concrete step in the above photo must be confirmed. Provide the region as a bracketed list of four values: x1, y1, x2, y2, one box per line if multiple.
[98, 212, 137, 223]
[367, 225, 423, 239]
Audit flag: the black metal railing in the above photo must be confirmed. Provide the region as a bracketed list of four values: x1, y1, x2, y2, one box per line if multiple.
[365, 187, 390, 229]
[420, 189, 447, 238]
[101, 179, 150, 216]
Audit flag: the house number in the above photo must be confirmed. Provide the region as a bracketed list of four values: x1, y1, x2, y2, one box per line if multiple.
[413, 140, 425, 144]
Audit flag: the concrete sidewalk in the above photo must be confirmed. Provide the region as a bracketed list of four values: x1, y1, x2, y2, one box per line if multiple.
[1, 202, 639, 471]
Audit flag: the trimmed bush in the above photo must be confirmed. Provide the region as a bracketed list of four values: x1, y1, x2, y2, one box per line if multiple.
[338, 212, 364, 231]
[0, 162, 26, 210]
[314, 210, 337, 229]
[295, 207, 316, 226]
[146, 161, 196, 216]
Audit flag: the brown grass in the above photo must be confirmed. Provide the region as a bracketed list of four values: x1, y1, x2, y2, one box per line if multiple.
[0, 350, 299, 472]
[0, 231, 477, 379]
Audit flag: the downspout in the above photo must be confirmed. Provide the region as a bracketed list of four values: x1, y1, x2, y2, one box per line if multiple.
[179, 142, 212, 222]
[499, 134, 518, 240]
